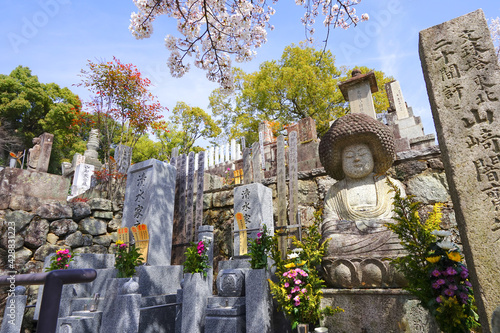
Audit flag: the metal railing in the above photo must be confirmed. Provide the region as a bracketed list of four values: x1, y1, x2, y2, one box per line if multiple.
[0, 269, 97, 333]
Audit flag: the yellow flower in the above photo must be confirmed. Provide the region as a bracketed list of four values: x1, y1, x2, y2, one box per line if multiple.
[447, 251, 461, 262]
[284, 262, 296, 269]
[296, 260, 307, 267]
[116, 240, 124, 245]
[426, 256, 441, 264]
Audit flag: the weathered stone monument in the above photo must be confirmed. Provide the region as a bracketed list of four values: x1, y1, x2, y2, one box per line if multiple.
[122, 159, 176, 266]
[61, 153, 85, 177]
[383, 80, 436, 152]
[319, 113, 406, 288]
[420, 9, 500, 331]
[27, 133, 54, 172]
[114, 144, 133, 174]
[233, 183, 274, 257]
[68, 163, 95, 199]
[338, 69, 378, 119]
[318, 73, 438, 331]
[83, 129, 102, 169]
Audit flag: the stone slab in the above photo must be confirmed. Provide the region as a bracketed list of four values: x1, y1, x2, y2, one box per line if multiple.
[245, 268, 273, 333]
[136, 265, 183, 296]
[0, 293, 27, 333]
[419, 9, 500, 330]
[386, 80, 410, 119]
[122, 159, 176, 266]
[288, 131, 298, 227]
[101, 292, 141, 333]
[218, 259, 252, 272]
[322, 289, 438, 332]
[181, 273, 211, 333]
[0, 168, 70, 211]
[205, 314, 245, 333]
[233, 183, 274, 256]
[115, 144, 133, 174]
[69, 163, 94, 198]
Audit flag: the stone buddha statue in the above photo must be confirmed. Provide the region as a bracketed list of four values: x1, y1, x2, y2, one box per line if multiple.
[318, 113, 406, 288]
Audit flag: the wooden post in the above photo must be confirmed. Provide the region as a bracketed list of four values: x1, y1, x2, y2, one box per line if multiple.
[288, 131, 298, 229]
[277, 135, 288, 258]
[185, 152, 195, 242]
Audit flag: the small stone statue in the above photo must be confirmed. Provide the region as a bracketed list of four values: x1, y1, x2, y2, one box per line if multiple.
[318, 113, 406, 288]
[27, 137, 42, 171]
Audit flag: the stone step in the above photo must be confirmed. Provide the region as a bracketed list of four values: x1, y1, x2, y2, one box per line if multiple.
[56, 311, 102, 333]
[141, 294, 177, 307]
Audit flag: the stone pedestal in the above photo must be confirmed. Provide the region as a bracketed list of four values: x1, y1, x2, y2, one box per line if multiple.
[100, 278, 141, 333]
[181, 273, 211, 333]
[205, 297, 246, 333]
[321, 289, 439, 332]
[245, 269, 273, 333]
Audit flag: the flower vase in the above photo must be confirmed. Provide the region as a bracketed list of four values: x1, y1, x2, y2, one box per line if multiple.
[181, 272, 211, 333]
[297, 323, 309, 333]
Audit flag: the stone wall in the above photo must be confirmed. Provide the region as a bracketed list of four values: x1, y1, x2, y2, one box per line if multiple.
[204, 145, 460, 270]
[0, 145, 458, 328]
[0, 198, 121, 277]
[0, 198, 122, 328]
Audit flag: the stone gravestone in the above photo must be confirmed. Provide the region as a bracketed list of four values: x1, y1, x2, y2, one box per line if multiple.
[185, 152, 195, 242]
[288, 131, 298, 228]
[115, 144, 133, 174]
[242, 148, 252, 184]
[233, 183, 274, 256]
[251, 142, 262, 182]
[385, 80, 409, 119]
[172, 154, 187, 264]
[84, 129, 102, 169]
[122, 159, 176, 266]
[420, 9, 500, 331]
[277, 135, 287, 257]
[298, 117, 317, 143]
[338, 70, 379, 119]
[27, 133, 54, 172]
[195, 151, 205, 240]
[68, 163, 95, 198]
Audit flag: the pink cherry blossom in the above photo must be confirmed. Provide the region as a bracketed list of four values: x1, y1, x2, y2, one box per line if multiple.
[129, 0, 368, 92]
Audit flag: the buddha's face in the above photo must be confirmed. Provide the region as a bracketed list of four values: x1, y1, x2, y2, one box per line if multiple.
[342, 143, 374, 179]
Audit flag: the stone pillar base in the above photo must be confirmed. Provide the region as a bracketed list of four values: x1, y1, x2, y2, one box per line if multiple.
[321, 289, 439, 332]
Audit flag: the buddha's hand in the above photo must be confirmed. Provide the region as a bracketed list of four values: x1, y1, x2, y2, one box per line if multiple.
[355, 219, 378, 232]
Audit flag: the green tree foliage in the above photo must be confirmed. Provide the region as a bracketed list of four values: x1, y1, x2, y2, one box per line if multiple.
[0, 66, 83, 172]
[130, 134, 166, 163]
[168, 102, 221, 154]
[209, 44, 393, 145]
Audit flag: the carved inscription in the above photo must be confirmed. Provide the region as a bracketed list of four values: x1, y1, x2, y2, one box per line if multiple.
[430, 27, 500, 239]
[240, 188, 251, 224]
[133, 171, 148, 225]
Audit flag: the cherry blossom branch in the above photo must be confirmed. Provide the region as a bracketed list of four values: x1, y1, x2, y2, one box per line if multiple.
[129, 0, 367, 92]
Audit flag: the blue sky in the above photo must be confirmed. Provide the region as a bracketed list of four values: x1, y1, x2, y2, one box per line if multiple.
[1, 1, 499, 147]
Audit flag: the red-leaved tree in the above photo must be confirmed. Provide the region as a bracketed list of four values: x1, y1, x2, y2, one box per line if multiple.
[78, 57, 167, 200]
